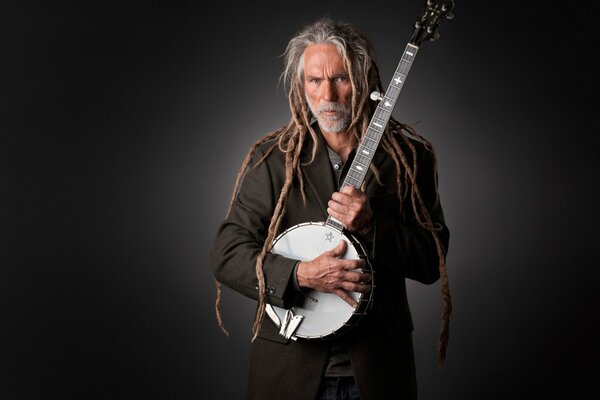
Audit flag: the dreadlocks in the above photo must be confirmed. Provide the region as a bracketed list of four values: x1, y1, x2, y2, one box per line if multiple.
[214, 17, 452, 366]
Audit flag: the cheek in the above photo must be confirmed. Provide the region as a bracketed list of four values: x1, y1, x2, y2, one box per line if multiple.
[341, 93, 353, 107]
[304, 86, 318, 101]
[340, 85, 353, 103]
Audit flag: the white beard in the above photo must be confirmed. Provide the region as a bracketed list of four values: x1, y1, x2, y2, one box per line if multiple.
[305, 96, 351, 134]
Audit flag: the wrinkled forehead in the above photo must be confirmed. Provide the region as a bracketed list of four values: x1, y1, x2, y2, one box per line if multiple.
[299, 43, 348, 80]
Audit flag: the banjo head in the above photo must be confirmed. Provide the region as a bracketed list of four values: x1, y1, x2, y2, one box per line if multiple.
[267, 222, 372, 340]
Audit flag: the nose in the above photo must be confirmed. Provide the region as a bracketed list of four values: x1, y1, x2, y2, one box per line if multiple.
[322, 80, 337, 101]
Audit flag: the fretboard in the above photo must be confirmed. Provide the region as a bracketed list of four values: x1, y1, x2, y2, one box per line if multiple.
[326, 43, 419, 231]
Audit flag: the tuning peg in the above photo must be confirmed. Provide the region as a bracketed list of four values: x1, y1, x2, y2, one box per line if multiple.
[370, 91, 383, 101]
[445, 12, 454, 19]
[429, 31, 440, 41]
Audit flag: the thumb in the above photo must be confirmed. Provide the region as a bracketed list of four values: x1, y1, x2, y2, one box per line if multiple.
[327, 239, 347, 257]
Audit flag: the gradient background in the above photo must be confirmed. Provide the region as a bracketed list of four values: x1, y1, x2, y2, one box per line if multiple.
[4, 1, 599, 399]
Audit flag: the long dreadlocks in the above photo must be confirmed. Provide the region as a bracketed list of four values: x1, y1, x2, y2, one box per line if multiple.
[214, 17, 452, 366]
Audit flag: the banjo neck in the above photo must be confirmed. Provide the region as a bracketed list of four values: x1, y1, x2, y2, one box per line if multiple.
[325, 43, 419, 232]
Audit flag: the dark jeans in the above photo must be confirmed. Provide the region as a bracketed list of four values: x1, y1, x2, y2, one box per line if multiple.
[316, 376, 361, 400]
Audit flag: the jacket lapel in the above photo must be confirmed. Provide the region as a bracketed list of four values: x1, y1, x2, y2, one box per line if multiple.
[300, 127, 337, 217]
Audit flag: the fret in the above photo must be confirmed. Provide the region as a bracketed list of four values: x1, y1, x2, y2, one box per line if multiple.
[358, 146, 375, 157]
[363, 134, 380, 148]
[359, 141, 378, 154]
[349, 169, 365, 180]
[397, 64, 410, 74]
[365, 126, 380, 136]
[352, 162, 368, 172]
[347, 166, 364, 177]
[370, 116, 386, 126]
[386, 85, 401, 98]
[380, 96, 395, 109]
[362, 136, 379, 146]
[372, 111, 388, 121]
[371, 122, 385, 130]
[373, 109, 390, 120]
[345, 175, 363, 188]
[391, 76, 406, 84]
[354, 153, 370, 165]
[361, 133, 378, 147]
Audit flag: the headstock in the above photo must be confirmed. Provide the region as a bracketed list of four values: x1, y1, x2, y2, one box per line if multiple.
[410, 0, 455, 46]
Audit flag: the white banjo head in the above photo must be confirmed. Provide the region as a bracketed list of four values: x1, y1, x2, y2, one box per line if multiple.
[266, 222, 371, 340]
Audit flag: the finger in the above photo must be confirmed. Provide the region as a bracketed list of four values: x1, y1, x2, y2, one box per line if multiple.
[327, 208, 349, 229]
[340, 185, 359, 196]
[344, 270, 371, 283]
[325, 239, 347, 257]
[327, 199, 345, 213]
[355, 283, 372, 293]
[359, 272, 372, 283]
[331, 192, 351, 205]
[340, 258, 366, 270]
[340, 186, 369, 208]
[340, 281, 371, 293]
[334, 289, 358, 308]
[341, 186, 366, 203]
[327, 206, 344, 224]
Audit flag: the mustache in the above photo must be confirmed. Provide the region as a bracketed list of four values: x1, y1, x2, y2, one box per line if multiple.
[317, 102, 349, 114]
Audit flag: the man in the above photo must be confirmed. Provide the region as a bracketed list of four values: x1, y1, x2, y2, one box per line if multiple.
[210, 17, 450, 400]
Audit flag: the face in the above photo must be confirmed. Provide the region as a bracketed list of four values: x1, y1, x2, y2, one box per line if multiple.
[303, 44, 353, 134]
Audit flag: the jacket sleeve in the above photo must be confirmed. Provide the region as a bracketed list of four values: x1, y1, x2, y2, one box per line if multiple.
[371, 142, 449, 284]
[210, 146, 299, 309]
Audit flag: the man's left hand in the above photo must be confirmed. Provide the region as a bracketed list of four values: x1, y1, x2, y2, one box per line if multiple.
[327, 185, 373, 234]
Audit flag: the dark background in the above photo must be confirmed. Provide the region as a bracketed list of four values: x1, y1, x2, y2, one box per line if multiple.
[4, 1, 599, 399]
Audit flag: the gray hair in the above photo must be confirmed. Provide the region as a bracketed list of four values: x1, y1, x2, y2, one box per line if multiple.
[280, 17, 381, 109]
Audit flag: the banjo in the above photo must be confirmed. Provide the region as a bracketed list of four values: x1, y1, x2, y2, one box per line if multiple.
[266, 0, 454, 340]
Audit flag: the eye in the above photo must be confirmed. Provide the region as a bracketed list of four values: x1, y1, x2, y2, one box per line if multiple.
[335, 76, 349, 83]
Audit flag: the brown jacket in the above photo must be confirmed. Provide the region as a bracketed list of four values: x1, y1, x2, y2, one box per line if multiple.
[210, 127, 449, 400]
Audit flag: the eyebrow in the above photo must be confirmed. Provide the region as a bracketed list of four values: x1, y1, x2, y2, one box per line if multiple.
[305, 73, 348, 80]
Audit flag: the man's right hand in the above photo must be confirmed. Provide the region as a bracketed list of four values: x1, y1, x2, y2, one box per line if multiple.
[295, 240, 371, 307]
